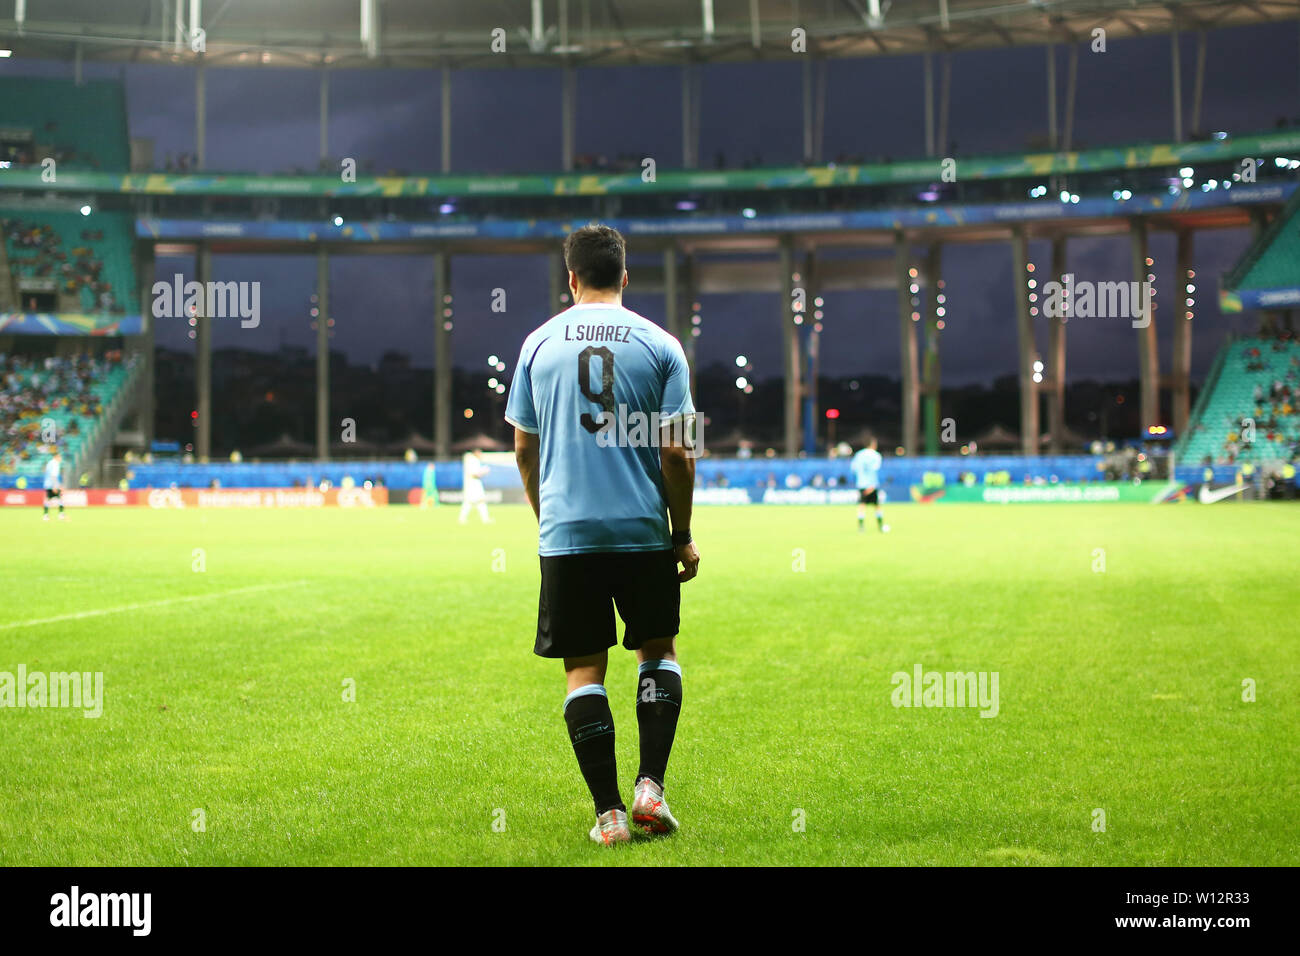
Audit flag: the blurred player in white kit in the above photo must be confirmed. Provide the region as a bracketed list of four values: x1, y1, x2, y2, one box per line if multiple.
[459, 448, 492, 524]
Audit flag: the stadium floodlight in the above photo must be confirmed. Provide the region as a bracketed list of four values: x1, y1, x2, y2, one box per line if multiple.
[1032, 360, 1044, 374]
[1032, 371, 1043, 383]
[495, 362, 506, 372]
[333, 216, 344, 226]
[488, 377, 498, 389]
[735, 355, 747, 367]
[488, 355, 499, 366]
[741, 208, 757, 219]
[1213, 131, 1228, 140]
[494, 383, 505, 394]
[79, 205, 91, 216]
[1179, 166, 1194, 178]
[1058, 190, 1070, 203]
[1069, 194, 1080, 204]
[1181, 178, 1193, 188]
[736, 376, 748, 389]
[0, 50, 11, 58]
[1121, 189, 1132, 201]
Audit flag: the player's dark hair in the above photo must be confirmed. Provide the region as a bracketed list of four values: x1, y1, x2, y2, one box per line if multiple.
[563, 224, 626, 292]
[863, 434, 877, 448]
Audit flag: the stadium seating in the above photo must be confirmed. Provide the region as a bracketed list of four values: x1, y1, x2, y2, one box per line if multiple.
[1179, 337, 1300, 465]
[0, 353, 137, 481]
[2, 209, 135, 314]
[0, 77, 130, 171]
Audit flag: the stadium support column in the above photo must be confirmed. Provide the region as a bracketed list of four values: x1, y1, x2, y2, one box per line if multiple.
[1171, 230, 1194, 438]
[561, 64, 576, 173]
[433, 252, 452, 458]
[138, 242, 156, 452]
[921, 243, 942, 455]
[1011, 227, 1040, 456]
[1047, 237, 1068, 453]
[779, 237, 801, 458]
[681, 64, 699, 169]
[1131, 218, 1159, 435]
[548, 251, 567, 316]
[316, 248, 330, 462]
[195, 60, 206, 171]
[440, 66, 452, 173]
[195, 242, 212, 461]
[663, 247, 681, 340]
[319, 68, 329, 167]
[681, 253, 698, 399]
[894, 231, 919, 455]
[923, 52, 935, 157]
[801, 249, 819, 455]
[1171, 22, 1183, 142]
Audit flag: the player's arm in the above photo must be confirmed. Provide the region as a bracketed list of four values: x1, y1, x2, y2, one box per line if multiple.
[514, 428, 541, 521]
[660, 424, 699, 582]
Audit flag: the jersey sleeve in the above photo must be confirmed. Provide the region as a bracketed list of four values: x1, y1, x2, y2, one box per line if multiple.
[504, 341, 539, 434]
[659, 338, 695, 424]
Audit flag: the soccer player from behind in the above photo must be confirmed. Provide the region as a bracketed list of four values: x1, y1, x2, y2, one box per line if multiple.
[506, 223, 700, 846]
[43, 450, 65, 521]
[851, 436, 888, 533]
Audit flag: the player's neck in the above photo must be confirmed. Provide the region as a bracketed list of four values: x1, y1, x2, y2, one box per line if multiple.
[572, 291, 622, 307]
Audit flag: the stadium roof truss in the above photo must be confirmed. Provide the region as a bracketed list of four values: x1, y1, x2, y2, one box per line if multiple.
[1, 0, 1298, 69]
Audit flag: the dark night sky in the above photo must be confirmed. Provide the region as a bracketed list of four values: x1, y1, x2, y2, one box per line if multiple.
[4, 21, 1296, 385]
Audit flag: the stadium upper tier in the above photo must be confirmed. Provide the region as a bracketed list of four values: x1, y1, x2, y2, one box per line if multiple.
[1180, 337, 1300, 465]
[0, 353, 138, 480]
[1, 209, 136, 315]
[2, 127, 1298, 201]
[0, 77, 130, 171]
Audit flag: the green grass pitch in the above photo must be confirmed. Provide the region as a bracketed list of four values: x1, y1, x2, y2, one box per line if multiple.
[1, 502, 1296, 866]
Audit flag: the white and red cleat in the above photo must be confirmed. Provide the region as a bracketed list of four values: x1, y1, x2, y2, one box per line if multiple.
[588, 808, 632, 846]
[631, 778, 679, 837]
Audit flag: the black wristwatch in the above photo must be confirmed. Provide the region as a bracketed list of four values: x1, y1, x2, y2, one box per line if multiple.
[671, 528, 693, 548]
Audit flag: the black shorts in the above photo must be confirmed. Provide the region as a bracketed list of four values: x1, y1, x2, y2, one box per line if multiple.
[536, 549, 680, 659]
[858, 488, 878, 505]
[45, 488, 60, 500]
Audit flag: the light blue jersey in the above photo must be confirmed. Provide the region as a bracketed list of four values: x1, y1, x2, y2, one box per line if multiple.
[43, 458, 62, 490]
[851, 448, 882, 489]
[505, 302, 694, 556]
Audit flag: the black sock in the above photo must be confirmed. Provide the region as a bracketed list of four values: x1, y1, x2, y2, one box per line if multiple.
[563, 687, 623, 816]
[636, 661, 683, 789]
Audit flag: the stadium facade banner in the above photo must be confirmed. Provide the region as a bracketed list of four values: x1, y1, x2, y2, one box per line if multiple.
[909, 482, 1187, 504]
[1219, 286, 1300, 313]
[135, 183, 1295, 245]
[0, 312, 144, 336]
[691, 483, 1188, 505]
[7, 131, 1300, 198]
[0, 488, 388, 507]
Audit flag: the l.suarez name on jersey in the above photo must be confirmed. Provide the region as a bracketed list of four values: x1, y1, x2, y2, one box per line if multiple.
[564, 323, 633, 343]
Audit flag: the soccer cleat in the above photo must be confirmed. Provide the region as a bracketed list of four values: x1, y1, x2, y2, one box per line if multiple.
[631, 778, 679, 836]
[588, 808, 632, 846]
[43, 514, 49, 521]
[881, 524, 890, 533]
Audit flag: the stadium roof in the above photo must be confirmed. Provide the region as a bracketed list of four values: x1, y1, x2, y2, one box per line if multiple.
[1, 0, 1297, 70]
